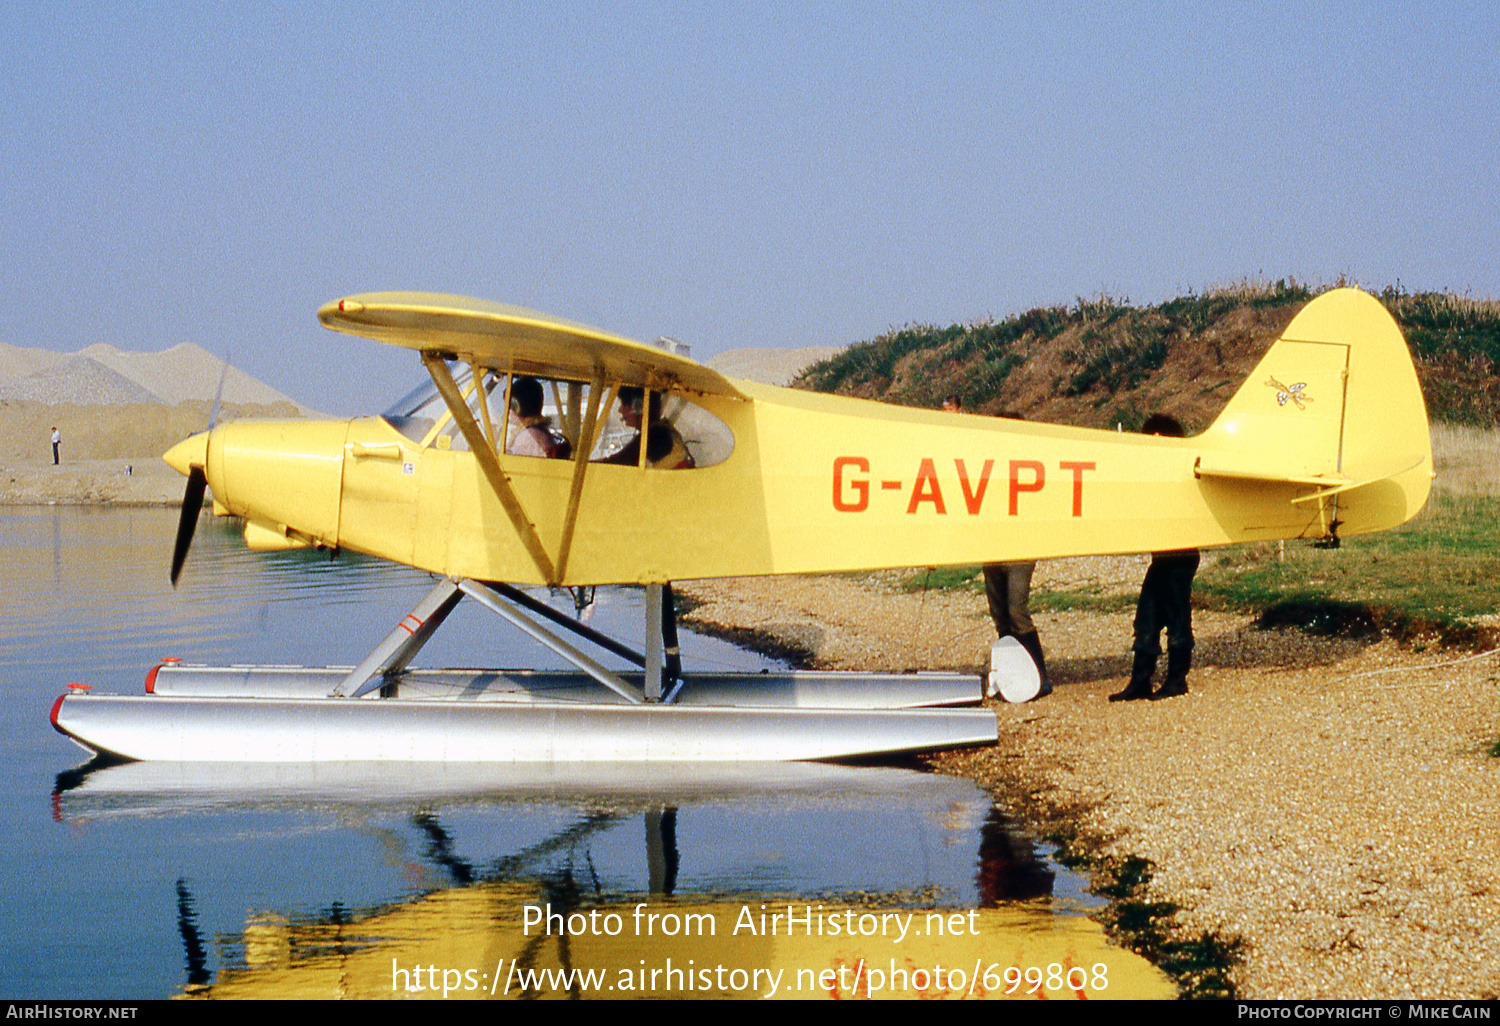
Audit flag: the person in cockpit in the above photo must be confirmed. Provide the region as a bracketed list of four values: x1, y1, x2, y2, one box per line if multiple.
[505, 377, 571, 459]
[599, 386, 695, 469]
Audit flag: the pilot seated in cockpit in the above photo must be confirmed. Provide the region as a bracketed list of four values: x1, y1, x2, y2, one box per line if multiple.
[599, 386, 695, 469]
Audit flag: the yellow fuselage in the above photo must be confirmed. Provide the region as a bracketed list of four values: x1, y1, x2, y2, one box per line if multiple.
[165, 288, 1432, 586]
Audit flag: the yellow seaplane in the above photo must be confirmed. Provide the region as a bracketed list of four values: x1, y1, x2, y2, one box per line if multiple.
[50, 288, 1432, 762]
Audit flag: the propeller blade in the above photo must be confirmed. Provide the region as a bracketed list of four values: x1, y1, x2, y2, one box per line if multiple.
[170, 466, 207, 587]
[170, 364, 225, 587]
[208, 357, 229, 430]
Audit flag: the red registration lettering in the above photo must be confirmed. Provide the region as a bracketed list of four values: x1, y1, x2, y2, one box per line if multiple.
[1059, 460, 1096, 517]
[954, 459, 994, 515]
[906, 458, 946, 514]
[1008, 460, 1045, 515]
[833, 456, 870, 512]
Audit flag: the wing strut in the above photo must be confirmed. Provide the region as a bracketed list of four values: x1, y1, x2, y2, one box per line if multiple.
[423, 353, 558, 584]
[555, 373, 616, 584]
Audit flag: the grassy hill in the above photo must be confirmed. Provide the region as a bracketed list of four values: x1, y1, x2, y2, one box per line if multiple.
[796, 280, 1500, 431]
[809, 279, 1500, 648]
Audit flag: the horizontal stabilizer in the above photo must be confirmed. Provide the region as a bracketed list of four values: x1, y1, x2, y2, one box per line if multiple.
[1194, 454, 1352, 489]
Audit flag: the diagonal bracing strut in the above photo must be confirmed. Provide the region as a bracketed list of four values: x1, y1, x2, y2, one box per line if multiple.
[332, 579, 657, 705]
[332, 578, 465, 698]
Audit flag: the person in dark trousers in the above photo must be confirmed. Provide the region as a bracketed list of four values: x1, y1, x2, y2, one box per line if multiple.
[946, 397, 1051, 696]
[984, 560, 1049, 695]
[986, 410, 1049, 694]
[1111, 414, 1198, 702]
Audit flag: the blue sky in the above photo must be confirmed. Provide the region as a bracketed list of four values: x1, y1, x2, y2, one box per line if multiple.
[3, 2, 1496, 414]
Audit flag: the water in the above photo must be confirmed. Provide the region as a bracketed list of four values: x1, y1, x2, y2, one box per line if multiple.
[1, 507, 1166, 1000]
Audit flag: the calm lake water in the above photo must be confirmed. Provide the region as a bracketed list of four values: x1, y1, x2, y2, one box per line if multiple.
[1, 506, 1166, 1000]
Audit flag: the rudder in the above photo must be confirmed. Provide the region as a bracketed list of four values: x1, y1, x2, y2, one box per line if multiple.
[1199, 288, 1430, 536]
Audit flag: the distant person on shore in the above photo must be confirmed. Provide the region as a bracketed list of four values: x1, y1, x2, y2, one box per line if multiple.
[1111, 413, 1199, 702]
[50, 427, 61, 465]
[942, 394, 961, 413]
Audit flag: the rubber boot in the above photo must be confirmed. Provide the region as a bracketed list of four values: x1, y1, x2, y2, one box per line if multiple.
[1151, 649, 1191, 700]
[1109, 651, 1156, 702]
[1016, 631, 1051, 696]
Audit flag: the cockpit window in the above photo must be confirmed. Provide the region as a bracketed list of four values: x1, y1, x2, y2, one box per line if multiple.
[590, 390, 733, 469]
[380, 365, 461, 444]
[380, 363, 500, 451]
[382, 368, 733, 468]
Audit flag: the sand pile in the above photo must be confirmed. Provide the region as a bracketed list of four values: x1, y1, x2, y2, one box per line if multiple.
[0, 339, 309, 409]
[0, 399, 302, 464]
[0, 339, 308, 503]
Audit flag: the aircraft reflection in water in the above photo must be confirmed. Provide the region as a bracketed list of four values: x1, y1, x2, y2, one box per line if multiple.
[55, 761, 1174, 1000]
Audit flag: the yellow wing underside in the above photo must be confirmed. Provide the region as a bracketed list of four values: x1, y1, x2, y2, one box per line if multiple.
[318, 293, 748, 401]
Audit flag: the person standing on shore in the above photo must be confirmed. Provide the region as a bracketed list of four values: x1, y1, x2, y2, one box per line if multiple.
[987, 411, 1048, 695]
[943, 396, 1050, 696]
[1111, 413, 1198, 702]
[984, 561, 1049, 695]
[50, 427, 61, 466]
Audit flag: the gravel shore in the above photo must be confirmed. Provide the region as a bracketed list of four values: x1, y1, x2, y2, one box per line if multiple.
[1, 458, 183, 505]
[678, 562, 1500, 1000]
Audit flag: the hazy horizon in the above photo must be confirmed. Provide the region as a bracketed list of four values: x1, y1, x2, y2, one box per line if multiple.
[4, 3, 1495, 414]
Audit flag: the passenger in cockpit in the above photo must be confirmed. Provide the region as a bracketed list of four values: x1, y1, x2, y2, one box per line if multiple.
[599, 387, 695, 469]
[505, 377, 571, 459]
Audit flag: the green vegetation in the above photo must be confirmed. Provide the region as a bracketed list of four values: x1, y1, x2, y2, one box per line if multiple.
[1196, 492, 1500, 645]
[1383, 285, 1500, 366]
[900, 564, 983, 593]
[1044, 846, 1241, 999]
[899, 564, 1137, 613]
[1381, 286, 1500, 428]
[800, 309, 1069, 412]
[797, 278, 1500, 428]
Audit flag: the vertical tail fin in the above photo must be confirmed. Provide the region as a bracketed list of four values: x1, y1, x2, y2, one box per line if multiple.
[1198, 288, 1431, 537]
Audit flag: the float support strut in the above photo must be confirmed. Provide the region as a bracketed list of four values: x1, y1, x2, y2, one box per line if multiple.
[459, 579, 645, 705]
[334, 579, 464, 698]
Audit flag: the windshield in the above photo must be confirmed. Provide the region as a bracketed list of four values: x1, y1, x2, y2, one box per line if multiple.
[380, 362, 479, 445]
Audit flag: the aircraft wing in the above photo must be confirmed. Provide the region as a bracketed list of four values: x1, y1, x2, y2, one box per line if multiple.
[318, 292, 748, 400]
